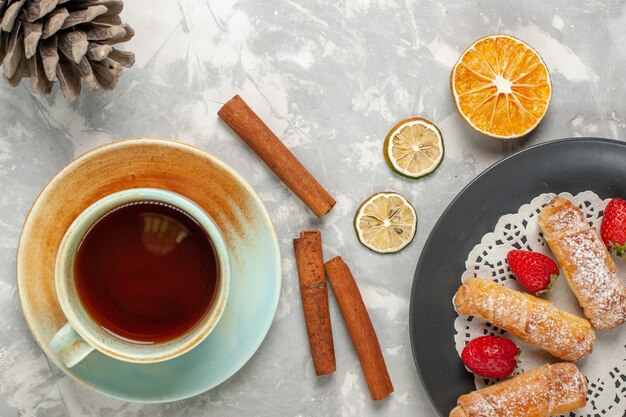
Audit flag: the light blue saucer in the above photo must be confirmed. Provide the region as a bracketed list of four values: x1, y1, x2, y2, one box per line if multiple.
[17, 139, 281, 402]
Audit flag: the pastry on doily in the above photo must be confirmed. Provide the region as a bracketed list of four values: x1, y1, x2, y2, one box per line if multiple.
[539, 196, 626, 329]
[449, 362, 587, 417]
[454, 278, 595, 361]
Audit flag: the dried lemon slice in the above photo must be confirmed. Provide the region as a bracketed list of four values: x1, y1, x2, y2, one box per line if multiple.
[383, 117, 444, 179]
[354, 192, 417, 254]
[451, 34, 551, 139]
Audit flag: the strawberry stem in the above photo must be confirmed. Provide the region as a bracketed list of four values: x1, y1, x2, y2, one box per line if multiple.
[610, 242, 626, 257]
[536, 274, 558, 296]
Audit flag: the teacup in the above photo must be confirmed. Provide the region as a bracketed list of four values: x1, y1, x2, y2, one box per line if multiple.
[49, 188, 230, 367]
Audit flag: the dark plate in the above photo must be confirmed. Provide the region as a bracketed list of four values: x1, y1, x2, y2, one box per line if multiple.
[409, 137, 626, 416]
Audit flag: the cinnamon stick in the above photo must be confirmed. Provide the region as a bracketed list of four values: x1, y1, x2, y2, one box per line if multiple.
[218, 95, 336, 217]
[293, 230, 336, 376]
[324, 256, 393, 401]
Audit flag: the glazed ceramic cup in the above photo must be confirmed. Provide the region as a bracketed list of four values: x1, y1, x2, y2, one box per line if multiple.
[49, 188, 230, 368]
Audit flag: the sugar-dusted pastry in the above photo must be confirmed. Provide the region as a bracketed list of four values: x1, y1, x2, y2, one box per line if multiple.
[449, 363, 587, 417]
[454, 278, 595, 361]
[539, 196, 626, 329]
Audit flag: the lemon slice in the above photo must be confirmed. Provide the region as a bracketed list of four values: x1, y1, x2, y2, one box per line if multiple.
[383, 117, 444, 179]
[354, 192, 417, 253]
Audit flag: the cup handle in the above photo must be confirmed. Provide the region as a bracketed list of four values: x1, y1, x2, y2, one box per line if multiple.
[49, 323, 95, 368]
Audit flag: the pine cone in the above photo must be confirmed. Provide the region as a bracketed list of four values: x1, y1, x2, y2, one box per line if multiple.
[0, 0, 135, 101]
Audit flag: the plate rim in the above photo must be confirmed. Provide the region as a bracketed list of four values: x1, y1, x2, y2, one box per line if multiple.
[408, 136, 624, 416]
[16, 137, 282, 403]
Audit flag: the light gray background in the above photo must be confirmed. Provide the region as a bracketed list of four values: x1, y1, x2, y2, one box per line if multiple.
[1, 1, 624, 416]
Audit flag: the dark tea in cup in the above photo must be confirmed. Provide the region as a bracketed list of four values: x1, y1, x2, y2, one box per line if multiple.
[74, 201, 218, 343]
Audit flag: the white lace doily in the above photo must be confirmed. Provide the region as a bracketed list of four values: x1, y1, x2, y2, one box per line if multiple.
[453, 191, 625, 417]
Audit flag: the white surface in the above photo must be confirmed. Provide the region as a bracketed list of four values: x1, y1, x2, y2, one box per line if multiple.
[1, 0, 626, 416]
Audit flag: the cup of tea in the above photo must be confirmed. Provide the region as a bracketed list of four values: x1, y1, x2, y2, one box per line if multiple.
[49, 188, 230, 367]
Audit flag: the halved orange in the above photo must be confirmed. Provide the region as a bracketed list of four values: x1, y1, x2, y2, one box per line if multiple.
[450, 35, 551, 139]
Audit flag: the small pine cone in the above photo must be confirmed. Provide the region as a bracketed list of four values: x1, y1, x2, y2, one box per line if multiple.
[0, 0, 135, 101]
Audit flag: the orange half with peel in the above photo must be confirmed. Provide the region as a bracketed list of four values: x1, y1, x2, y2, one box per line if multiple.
[451, 35, 551, 139]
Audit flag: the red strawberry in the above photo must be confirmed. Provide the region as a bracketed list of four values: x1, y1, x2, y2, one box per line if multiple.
[601, 198, 626, 256]
[506, 250, 559, 295]
[461, 336, 518, 379]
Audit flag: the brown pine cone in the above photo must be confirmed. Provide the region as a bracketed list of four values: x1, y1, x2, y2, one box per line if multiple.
[0, 0, 135, 101]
